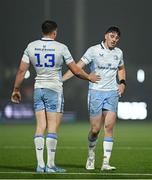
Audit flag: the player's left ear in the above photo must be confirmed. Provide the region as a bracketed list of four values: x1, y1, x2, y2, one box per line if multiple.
[53, 30, 57, 38]
[104, 33, 108, 40]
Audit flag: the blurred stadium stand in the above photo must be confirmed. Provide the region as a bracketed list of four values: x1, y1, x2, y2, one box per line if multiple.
[0, 0, 152, 122]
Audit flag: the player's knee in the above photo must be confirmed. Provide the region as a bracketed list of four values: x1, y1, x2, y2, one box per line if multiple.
[91, 128, 100, 137]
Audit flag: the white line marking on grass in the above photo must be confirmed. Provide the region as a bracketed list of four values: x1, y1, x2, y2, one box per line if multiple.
[0, 172, 152, 176]
[1, 146, 152, 150]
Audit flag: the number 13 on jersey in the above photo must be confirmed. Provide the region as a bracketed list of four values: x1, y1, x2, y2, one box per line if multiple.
[35, 53, 55, 67]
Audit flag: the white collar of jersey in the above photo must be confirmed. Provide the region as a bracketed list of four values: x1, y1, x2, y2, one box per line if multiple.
[101, 41, 106, 49]
[41, 37, 54, 41]
[101, 41, 115, 50]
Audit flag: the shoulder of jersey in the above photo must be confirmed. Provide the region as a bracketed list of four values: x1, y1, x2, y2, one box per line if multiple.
[115, 47, 123, 54]
[53, 41, 67, 48]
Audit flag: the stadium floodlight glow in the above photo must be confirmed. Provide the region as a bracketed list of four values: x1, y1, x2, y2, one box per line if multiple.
[24, 70, 30, 79]
[4, 105, 13, 118]
[137, 69, 145, 83]
[118, 102, 147, 120]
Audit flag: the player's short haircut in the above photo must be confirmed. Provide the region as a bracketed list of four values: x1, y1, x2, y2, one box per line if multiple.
[105, 26, 121, 37]
[42, 20, 58, 34]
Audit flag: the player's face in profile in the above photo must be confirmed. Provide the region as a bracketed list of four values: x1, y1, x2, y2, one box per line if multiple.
[105, 32, 120, 49]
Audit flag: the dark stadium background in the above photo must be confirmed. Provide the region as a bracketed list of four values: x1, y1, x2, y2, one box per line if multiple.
[0, 0, 151, 121]
[0, 1, 152, 179]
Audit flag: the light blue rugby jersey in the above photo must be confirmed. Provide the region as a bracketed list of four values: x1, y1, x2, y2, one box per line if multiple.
[81, 41, 124, 91]
[22, 37, 73, 93]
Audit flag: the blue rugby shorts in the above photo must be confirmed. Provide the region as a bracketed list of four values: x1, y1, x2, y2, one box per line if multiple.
[88, 89, 119, 117]
[34, 88, 64, 112]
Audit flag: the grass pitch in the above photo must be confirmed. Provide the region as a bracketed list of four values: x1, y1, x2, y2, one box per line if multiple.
[0, 120, 152, 179]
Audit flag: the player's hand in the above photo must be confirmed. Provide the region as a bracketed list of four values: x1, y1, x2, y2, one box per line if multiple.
[11, 91, 21, 103]
[88, 73, 101, 83]
[118, 84, 125, 97]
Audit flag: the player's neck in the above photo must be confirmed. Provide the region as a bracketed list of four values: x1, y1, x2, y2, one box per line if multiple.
[103, 42, 114, 50]
[43, 35, 55, 40]
[103, 42, 109, 49]
[43, 32, 56, 40]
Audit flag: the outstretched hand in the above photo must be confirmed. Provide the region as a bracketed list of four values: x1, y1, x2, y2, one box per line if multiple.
[88, 73, 101, 83]
[11, 91, 21, 103]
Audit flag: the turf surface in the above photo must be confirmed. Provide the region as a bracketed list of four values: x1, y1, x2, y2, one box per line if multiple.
[0, 120, 152, 179]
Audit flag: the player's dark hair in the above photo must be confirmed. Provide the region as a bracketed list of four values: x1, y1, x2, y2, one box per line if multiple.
[105, 26, 121, 37]
[42, 20, 57, 34]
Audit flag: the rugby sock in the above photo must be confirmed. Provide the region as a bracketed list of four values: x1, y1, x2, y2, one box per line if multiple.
[46, 133, 58, 168]
[103, 137, 113, 165]
[88, 134, 98, 156]
[34, 135, 45, 168]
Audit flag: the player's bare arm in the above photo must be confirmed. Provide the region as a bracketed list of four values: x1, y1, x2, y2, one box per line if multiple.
[62, 60, 85, 82]
[11, 61, 29, 103]
[66, 61, 101, 83]
[118, 65, 126, 95]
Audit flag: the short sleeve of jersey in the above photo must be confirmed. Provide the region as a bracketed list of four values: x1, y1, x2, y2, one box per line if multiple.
[118, 51, 124, 67]
[81, 47, 93, 65]
[21, 46, 30, 64]
[62, 45, 73, 65]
